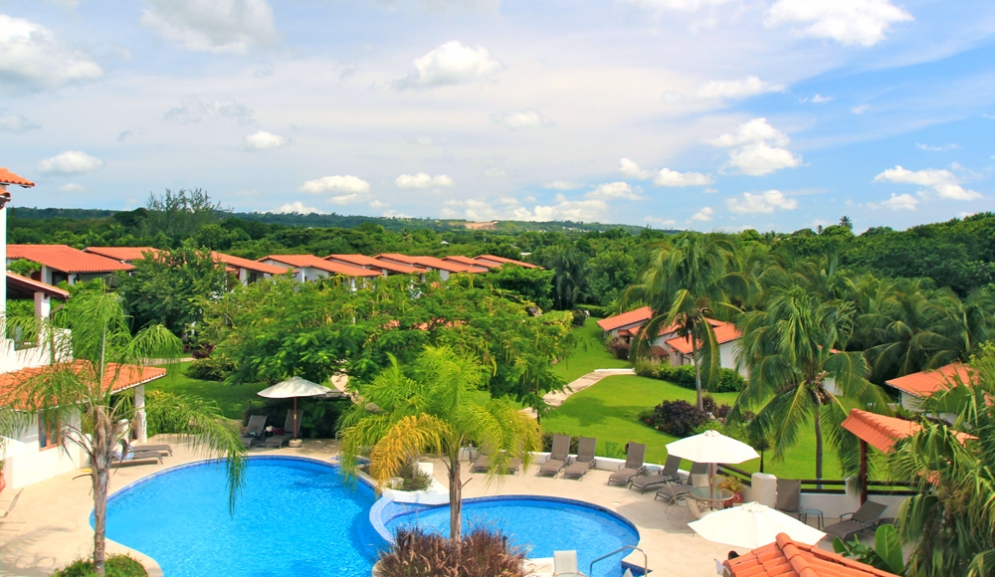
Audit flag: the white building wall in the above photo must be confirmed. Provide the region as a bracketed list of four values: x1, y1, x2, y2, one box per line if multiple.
[3, 413, 86, 489]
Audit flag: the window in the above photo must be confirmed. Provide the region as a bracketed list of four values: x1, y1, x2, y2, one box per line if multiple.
[38, 411, 61, 450]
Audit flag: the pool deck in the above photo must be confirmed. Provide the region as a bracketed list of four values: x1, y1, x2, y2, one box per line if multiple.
[0, 438, 832, 577]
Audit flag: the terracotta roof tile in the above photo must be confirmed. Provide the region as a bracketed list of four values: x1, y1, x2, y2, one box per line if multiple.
[411, 255, 488, 273]
[212, 252, 288, 276]
[596, 306, 653, 332]
[261, 255, 381, 277]
[885, 363, 973, 398]
[7, 245, 135, 274]
[445, 255, 499, 269]
[376, 253, 422, 266]
[6, 272, 69, 300]
[84, 247, 160, 263]
[840, 408, 975, 453]
[474, 254, 538, 268]
[326, 254, 420, 275]
[666, 319, 742, 354]
[725, 533, 901, 577]
[0, 168, 34, 188]
[0, 361, 166, 410]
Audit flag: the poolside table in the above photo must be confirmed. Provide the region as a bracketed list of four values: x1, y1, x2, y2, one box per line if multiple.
[690, 487, 734, 510]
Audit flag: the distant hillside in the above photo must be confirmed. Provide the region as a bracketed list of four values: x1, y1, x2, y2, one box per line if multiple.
[9, 207, 656, 235]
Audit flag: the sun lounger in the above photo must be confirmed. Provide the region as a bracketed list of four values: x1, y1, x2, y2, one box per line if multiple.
[0, 490, 26, 530]
[471, 447, 521, 474]
[607, 442, 646, 486]
[562, 437, 597, 479]
[775, 478, 802, 518]
[241, 415, 267, 448]
[823, 501, 888, 542]
[262, 410, 303, 449]
[654, 480, 690, 505]
[127, 443, 172, 456]
[630, 454, 682, 492]
[553, 550, 586, 576]
[538, 434, 571, 476]
[111, 448, 163, 466]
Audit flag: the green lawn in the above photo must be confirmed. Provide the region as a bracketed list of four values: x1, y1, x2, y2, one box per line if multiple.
[148, 362, 269, 420]
[551, 317, 631, 384]
[542, 373, 847, 480]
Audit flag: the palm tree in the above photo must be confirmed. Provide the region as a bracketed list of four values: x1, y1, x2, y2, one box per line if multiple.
[625, 233, 746, 410]
[542, 245, 589, 310]
[338, 346, 542, 541]
[5, 288, 246, 576]
[732, 285, 889, 480]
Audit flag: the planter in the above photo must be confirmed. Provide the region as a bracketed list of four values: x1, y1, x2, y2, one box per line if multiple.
[288, 439, 303, 448]
[724, 491, 744, 508]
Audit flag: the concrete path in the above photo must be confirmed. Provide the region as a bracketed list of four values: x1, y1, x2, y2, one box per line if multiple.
[544, 368, 635, 409]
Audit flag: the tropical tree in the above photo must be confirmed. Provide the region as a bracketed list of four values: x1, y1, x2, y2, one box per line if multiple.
[624, 233, 746, 410]
[3, 288, 246, 576]
[338, 346, 543, 541]
[731, 285, 889, 480]
[539, 245, 590, 310]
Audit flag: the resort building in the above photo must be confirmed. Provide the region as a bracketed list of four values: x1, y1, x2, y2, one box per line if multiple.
[473, 254, 538, 269]
[258, 254, 382, 285]
[884, 362, 969, 420]
[374, 253, 485, 280]
[596, 306, 653, 339]
[7, 244, 134, 286]
[325, 254, 421, 276]
[83, 246, 161, 264]
[212, 252, 287, 285]
[724, 532, 901, 577]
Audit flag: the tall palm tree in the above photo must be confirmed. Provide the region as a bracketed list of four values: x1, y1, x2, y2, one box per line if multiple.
[625, 233, 746, 410]
[732, 285, 889, 480]
[544, 245, 589, 310]
[338, 346, 542, 541]
[4, 288, 246, 576]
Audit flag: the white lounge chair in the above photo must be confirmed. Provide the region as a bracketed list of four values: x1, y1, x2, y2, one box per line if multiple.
[0, 490, 26, 530]
[553, 550, 587, 577]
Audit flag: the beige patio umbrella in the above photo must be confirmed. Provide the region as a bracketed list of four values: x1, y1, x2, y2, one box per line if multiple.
[666, 429, 760, 497]
[257, 376, 332, 439]
[688, 502, 826, 548]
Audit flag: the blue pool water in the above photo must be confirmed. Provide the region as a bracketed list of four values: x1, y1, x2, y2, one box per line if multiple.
[385, 497, 640, 577]
[101, 457, 383, 577]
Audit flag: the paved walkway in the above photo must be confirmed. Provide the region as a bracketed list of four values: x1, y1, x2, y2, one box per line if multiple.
[544, 368, 635, 409]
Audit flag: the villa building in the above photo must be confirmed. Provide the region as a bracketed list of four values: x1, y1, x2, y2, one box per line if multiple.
[83, 246, 161, 264]
[884, 363, 969, 422]
[258, 254, 381, 284]
[212, 252, 286, 285]
[325, 254, 420, 276]
[7, 244, 134, 286]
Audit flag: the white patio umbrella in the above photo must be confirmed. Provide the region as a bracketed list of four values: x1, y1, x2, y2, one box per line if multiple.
[689, 502, 826, 548]
[665, 429, 760, 465]
[257, 376, 332, 439]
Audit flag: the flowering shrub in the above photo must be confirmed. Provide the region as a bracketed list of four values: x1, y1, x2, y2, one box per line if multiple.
[378, 527, 527, 577]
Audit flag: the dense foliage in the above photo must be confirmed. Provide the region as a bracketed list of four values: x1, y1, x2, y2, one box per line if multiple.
[378, 527, 528, 577]
[635, 359, 745, 392]
[51, 555, 148, 577]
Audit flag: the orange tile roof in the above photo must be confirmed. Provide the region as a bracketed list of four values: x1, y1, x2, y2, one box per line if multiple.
[326, 254, 420, 275]
[0, 168, 34, 188]
[376, 253, 422, 266]
[7, 245, 135, 274]
[261, 255, 381, 277]
[445, 255, 499, 269]
[666, 319, 742, 354]
[725, 532, 900, 577]
[842, 408, 976, 454]
[474, 254, 538, 269]
[84, 247, 160, 263]
[885, 363, 973, 398]
[212, 252, 288, 276]
[596, 306, 653, 332]
[6, 272, 69, 299]
[411, 255, 488, 274]
[0, 361, 166, 410]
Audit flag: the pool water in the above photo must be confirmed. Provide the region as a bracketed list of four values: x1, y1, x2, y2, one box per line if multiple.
[102, 457, 383, 577]
[385, 497, 640, 577]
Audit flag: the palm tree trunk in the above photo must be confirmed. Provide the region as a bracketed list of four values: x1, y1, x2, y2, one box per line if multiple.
[92, 416, 110, 576]
[448, 453, 462, 542]
[692, 333, 703, 411]
[813, 394, 824, 484]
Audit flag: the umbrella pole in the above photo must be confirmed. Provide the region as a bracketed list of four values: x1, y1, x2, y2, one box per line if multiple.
[293, 397, 298, 440]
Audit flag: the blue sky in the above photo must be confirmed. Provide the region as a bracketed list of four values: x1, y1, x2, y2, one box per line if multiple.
[1, 0, 994, 232]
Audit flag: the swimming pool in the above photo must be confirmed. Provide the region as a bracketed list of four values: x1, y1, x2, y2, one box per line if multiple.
[102, 457, 383, 577]
[384, 496, 640, 577]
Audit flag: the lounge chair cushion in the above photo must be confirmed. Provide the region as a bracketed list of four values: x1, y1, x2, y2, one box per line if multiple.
[630, 473, 672, 492]
[540, 458, 566, 475]
[609, 467, 639, 486]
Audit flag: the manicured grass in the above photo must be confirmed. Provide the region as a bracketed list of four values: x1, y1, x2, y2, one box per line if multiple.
[551, 317, 631, 384]
[542, 373, 847, 480]
[148, 362, 269, 420]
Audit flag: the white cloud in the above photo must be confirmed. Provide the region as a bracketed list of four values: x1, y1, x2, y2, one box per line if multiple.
[165, 97, 254, 123]
[58, 183, 88, 193]
[727, 190, 799, 213]
[140, 0, 277, 54]
[852, 104, 870, 115]
[691, 207, 714, 222]
[0, 111, 40, 132]
[397, 41, 503, 89]
[545, 180, 584, 190]
[805, 94, 833, 103]
[299, 175, 371, 194]
[711, 118, 801, 176]
[872, 193, 919, 211]
[0, 14, 103, 93]
[395, 173, 455, 189]
[623, 0, 734, 10]
[329, 194, 368, 205]
[244, 130, 287, 150]
[619, 158, 655, 180]
[766, 0, 913, 47]
[483, 168, 506, 178]
[915, 143, 959, 152]
[37, 151, 104, 175]
[369, 200, 389, 209]
[585, 182, 643, 200]
[696, 76, 785, 99]
[645, 216, 677, 226]
[619, 159, 713, 186]
[533, 198, 608, 222]
[490, 109, 550, 129]
[874, 166, 981, 201]
[271, 201, 325, 214]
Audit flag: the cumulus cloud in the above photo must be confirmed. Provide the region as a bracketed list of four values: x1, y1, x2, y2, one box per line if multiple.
[490, 109, 551, 129]
[874, 166, 981, 201]
[585, 182, 643, 201]
[545, 180, 584, 190]
[766, 0, 913, 47]
[397, 41, 503, 89]
[395, 173, 455, 189]
[369, 200, 389, 209]
[140, 0, 278, 54]
[165, 97, 254, 123]
[37, 151, 104, 175]
[270, 201, 325, 214]
[619, 159, 714, 186]
[622, 0, 734, 10]
[0, 14, 103, 93]
[802, 94, 833, 103]
[727, 190, 798, 213]
[645, 216, 677, 226]
[711, 118, 801, 176]
[871, 193, 919, 211]
[533, 198, 609, 222]
[244, 130, 287, 150]
[58, 183, 89, 193]
[696, 76, 785, 99]
[0, 111, 40, 132]
[916, 143, 959, 152]
[299, 175, 371, 194]
[691, 207, 714, 222]
[443, 194, 609, 223]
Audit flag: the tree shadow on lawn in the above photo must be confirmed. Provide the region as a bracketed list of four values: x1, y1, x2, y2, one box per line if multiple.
[551, 396, 651, 428]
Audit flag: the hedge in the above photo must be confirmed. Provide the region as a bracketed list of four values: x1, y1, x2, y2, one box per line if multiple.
[52, 555, 147, 577]
[635, 359, 744, 393]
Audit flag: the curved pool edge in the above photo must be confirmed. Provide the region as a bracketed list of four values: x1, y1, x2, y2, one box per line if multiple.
[97, 454, 374, 576]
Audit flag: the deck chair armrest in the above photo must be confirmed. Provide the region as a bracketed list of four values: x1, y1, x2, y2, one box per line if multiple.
[839, 512, 855, 522]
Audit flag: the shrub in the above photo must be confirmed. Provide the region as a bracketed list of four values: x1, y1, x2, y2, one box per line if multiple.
[597, 440, 626, 459]
[52, 555, 148, 577]
[185, 355, 236, 381]
[378, 527, 527, 577]
[636, 358, 744, 393]
[541, 432, 578, 454]
[607, 336, 630, 360]
[570, 309, 588, 327]
[648, 400, 708, 437]
[397, 460, 433, 492]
